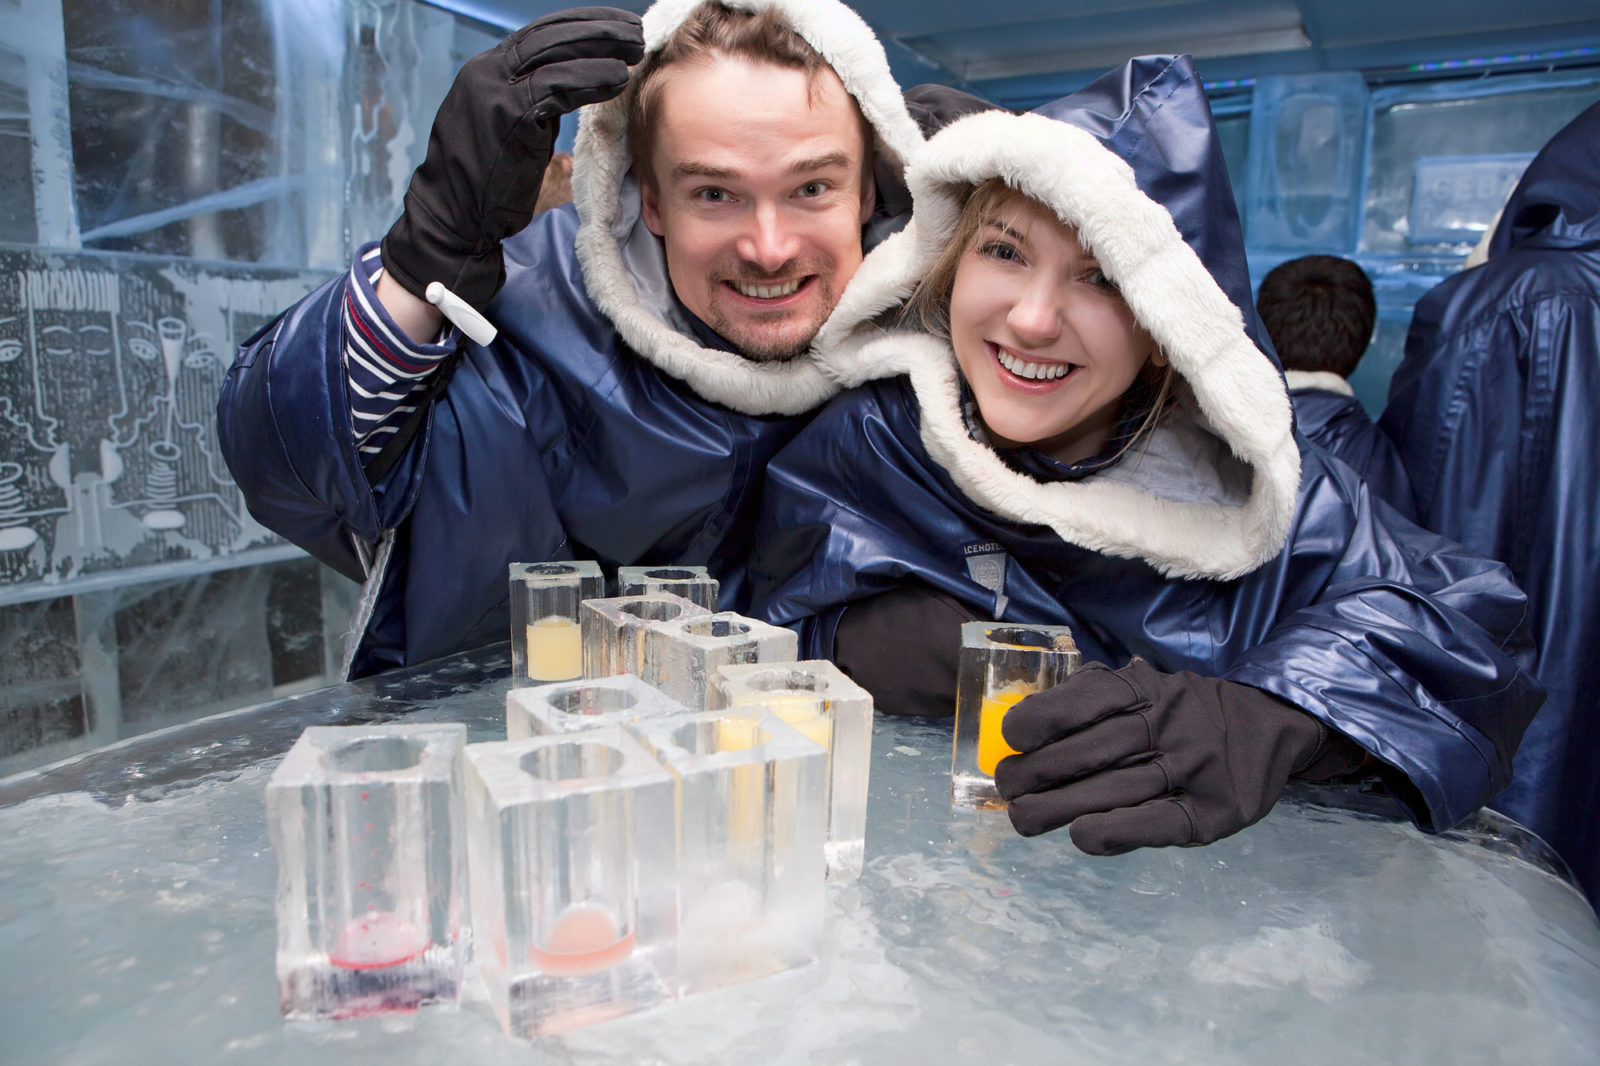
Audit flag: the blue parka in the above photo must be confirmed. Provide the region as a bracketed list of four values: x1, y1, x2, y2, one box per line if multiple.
[748, 57, 1542, 835]
[1380, 101, 1600, 902]
[1283, 371, 1417, 521]
[215, 0, 925, 678]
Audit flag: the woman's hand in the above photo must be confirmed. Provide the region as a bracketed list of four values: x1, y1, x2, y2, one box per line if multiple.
[993, 659, 1355, 852]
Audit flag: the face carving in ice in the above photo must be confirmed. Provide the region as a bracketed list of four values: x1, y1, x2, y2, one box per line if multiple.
[639, 55, 876, 363]
[947, 193, 1165, 466]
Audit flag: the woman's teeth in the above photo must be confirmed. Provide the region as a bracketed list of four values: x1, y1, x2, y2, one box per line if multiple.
[734, 279, 802, 299]
[996, 348, 1071, 380]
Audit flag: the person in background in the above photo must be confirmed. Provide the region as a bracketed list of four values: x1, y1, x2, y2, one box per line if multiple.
[216, 0, 932, 678]
[747, 57, 1541, 855]
[1255, 254, 1416, 520]
[1381, 101, 1600, 910]
[532, 152, 575, 215]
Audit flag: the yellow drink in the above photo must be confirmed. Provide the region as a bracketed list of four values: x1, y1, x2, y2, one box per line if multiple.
[977, 686, 1030, 776]
[526, 617, 582, 681]
[762, 692, 832, 751]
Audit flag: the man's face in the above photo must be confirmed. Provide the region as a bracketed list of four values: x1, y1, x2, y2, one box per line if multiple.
[640, 55, 875, 362]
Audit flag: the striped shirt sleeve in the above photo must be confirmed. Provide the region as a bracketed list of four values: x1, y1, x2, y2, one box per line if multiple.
[343, 243, 458, 461]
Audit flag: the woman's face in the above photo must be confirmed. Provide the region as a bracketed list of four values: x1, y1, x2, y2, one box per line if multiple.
[949, 196, 1159, 465]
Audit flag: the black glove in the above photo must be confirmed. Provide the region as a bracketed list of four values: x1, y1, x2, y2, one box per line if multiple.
[993, 659, 1360, 853]
[833, 585, 982, 717]
[381, 7, 644, 310]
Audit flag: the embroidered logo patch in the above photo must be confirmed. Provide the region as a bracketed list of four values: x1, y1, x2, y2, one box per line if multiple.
[962, 541, 1009, 617]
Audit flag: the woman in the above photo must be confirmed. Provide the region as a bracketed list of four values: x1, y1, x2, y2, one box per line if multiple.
[746, 59, 1541, 854]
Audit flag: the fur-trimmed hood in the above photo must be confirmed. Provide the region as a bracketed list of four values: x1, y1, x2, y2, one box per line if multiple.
[570, 0, 925, 417]
[814, 101, 1301, 581]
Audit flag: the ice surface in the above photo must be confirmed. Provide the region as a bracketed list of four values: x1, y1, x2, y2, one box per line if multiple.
[615, 566, 720, 609]
[712, 661, 873, 881]
[508, 562, 605, 685]
[266, 723, 468, 1020]
[464, 730, 677, 1038]
[952, 623, 1080, 810]
[506, 674, 687, 740]
[581, 593, 709, 680]
[3, 647, 1599, 1064]
[646, 611, 798, 711]
[629, 709, 828, 996]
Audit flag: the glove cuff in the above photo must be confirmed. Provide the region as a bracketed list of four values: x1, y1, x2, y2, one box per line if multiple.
[382, 204, 507, 311]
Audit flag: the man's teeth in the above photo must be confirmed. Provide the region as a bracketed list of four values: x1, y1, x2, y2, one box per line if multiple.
[996, 349, 1071, 380]
[734, 279, 802, 299]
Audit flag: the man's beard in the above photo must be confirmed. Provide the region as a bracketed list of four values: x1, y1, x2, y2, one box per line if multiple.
[707, 266, 836, 363]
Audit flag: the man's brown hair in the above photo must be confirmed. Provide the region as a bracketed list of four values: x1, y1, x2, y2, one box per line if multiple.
[625, 2, 869, 188]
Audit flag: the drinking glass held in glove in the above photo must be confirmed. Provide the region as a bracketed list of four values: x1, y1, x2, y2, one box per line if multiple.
[992, 659, 1364, 853]
[381, 7, 645, 311]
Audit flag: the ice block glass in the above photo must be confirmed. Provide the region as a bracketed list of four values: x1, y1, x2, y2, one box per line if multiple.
[629, 709, 826, 996]
[711, 661, 873, 880]
[615, 565, 720, 609]
[509, 561, 604, 685]
[266, 723, 468, 1020]
[507, 674, 688, 740]
[581, 592, 709, 680]
[646, 611, 798, 711]
[952, 622, 1081, 810]
[464, 730, 677, 1038]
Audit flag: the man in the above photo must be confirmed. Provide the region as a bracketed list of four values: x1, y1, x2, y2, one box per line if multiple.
[1255, 254, 1416, 520]
[1381, 101, 1600, 908]
[217, 0, 928, 678]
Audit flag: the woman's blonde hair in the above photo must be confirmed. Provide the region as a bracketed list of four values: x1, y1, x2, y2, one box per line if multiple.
[898, 177, 1176, 463]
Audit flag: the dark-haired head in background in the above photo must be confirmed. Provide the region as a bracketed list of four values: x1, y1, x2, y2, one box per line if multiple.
[1256, 254, 1416, 520]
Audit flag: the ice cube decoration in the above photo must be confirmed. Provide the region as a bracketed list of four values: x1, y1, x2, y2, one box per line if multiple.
[266, 723, 468, 1020]
[952, 622, 1081, 810]
[645, 611, 799, 711]
[711, 661, 872, 881]
[581, 592, 709, 680]
[628, 709, 827, 996]
[509, 561, 605, 685]
[507, 674, 688, 740]
[464, 730, 678, 1038]
[615, 565, 720, 609]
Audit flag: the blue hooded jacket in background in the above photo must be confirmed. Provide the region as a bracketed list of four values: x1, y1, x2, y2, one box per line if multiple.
[214, 0, 926, 679]
[1283, 371, 1417, 521]
[1381, 101, 1600, 905]
[748, 56, 1542, 837]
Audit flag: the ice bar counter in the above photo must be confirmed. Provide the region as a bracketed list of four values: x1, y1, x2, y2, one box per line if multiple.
[3, 644, 1598, 1064]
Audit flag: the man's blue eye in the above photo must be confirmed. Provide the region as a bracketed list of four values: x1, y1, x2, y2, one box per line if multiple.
[799, 182, 825, 197]
[699, 188, 728, 203]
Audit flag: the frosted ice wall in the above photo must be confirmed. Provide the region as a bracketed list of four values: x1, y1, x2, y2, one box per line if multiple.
[0, 0, 503, 775]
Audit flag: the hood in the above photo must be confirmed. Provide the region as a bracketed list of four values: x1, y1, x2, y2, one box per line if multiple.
[816, 88, 1300, 581]
[571, 0, 925, 417]
[1486, 100, 1600, 260]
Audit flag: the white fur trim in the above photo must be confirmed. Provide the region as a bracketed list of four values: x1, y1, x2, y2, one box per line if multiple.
[823, 111, 1301, 580]
[571, 0, 925, 416]
[1284, 370, 1355, 396]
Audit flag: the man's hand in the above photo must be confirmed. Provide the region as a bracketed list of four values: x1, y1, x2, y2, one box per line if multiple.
[381, 7, 644, 311]
[993, 660, 1340, 853]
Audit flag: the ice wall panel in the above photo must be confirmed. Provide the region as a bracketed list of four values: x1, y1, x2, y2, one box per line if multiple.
[0, 248, 322, 600]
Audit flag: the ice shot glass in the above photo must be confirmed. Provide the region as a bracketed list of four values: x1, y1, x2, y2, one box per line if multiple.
[266, 723, 468, 1020]
[952, 622, 1081, 810]
[615, 565, 720, 609]
[507, 673, 688, 740]
[509, 561, 605, 685]
[645, 611, 798, 711]
[711, 661, 872, 880]
[465, 729, 677, 1038]
[581, 592, 709, 680]
[628, 709, 826, 996]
